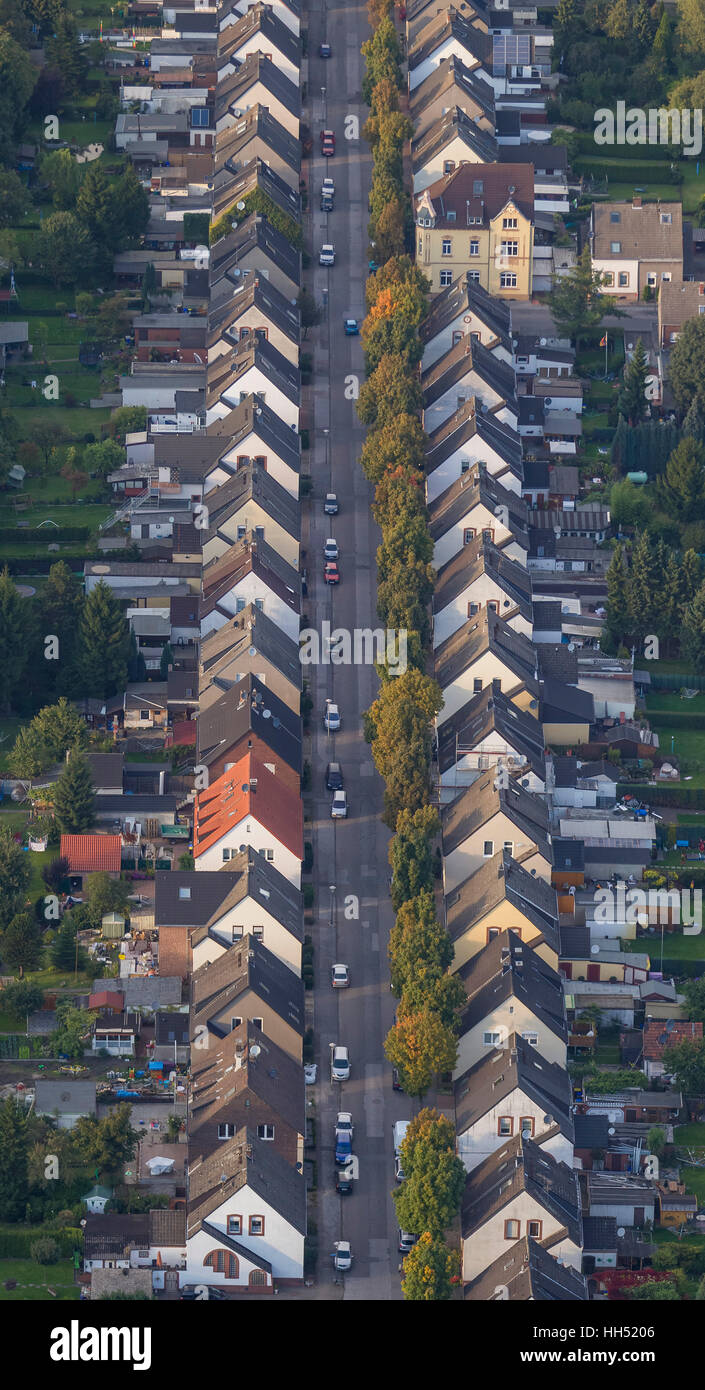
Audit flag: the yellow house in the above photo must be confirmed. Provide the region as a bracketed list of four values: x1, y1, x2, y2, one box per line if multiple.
[415, 162, 534, 299]
[445, 850, 560, 973]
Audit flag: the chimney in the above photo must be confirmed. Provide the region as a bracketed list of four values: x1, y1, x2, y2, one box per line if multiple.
[632, 195, 642, 209]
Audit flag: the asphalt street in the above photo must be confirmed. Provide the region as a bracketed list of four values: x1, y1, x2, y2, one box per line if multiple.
[305, 0, 413, 1301]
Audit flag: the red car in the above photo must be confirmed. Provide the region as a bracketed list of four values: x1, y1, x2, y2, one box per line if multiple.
[324, 561, 340, 585]
[320, 129, 335, 156]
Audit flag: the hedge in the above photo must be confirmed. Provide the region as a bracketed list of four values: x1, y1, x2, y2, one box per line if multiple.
[647, 711, 705, 731]
[0, 1227, 82, 1258]
[617, 783, 705, 809]
[0, 527, 90, 544]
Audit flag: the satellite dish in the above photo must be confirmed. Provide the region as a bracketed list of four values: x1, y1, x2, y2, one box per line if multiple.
[590, 944, 600, 954]
[249, 1044, 261, 1058]
[617, 1227, 626, 1238]
[608, 1126, 615, 1135]
[236, 201, 246, 211]
[248, 646, 257, 656]
[262, 708, 271, 719]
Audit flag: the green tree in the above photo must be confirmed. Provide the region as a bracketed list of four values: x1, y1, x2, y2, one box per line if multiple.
[37, 211, 94, 288]
[680, 580, 705, 675]
[0, 567, 33, 714]
[401, 1233, 460, 1301]
[33, 698, 88, 762]
[0, 170, 30, 229]
[85, 871, 130, 925]
[357, 352, 423, 429]
[0, 979, 44, 1021]
[394, 1144, 466, 1235]
[389, 891, 452, 995]
[547, 245, 618, 346]
[360, 414, 426, 486]
[71, 1106, 138, 1176]
[0, 30, 37, 163]
[609, 481, 650, 530]
[669, 313, 705, 415]
[0, 825, 31, 929]
[110, 406, 148, 440]
[629, 1280, 680, 1300]
[45, 12, 87, 95]
[75, 580, 130, 699]
[389, 805, 440, 911]
[682, 976, 705, 1022]
[628, 531, 660, 641]
[82, 439, 124, 480]
[664, 1037, 705, 1091]
[0, 1098, 29, 1221]
[661, 437, 705, 520]
[53, 747, 95, 834]
[297, 288, 322, 339]
[160, 642, 174, 679]
[40, 148, 83, 211]
[51, 999, 95, 1054]
[2, 911, 42, 978]
[37, 561, 84, 695]
[8, 724, 48, 781]
[384, 1007, 458, 1097]
[617, 339, 649, 424]
[365, 669, 443, 828]
[112, 164, 149, 248]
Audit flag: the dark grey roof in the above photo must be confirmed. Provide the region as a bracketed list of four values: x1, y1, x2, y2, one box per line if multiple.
[537, 645, 578, 683]
[455, 1031, 573, 1139]
[155, 848, 302, 939]
[441, 769, 552, 863]
[35, 1080, 97, 1115]
[422, 336, 517, 413]
[204, 392, 300, 476]
[552, 837, 584, 872]
[541, 678, 594, 724]
[210, 213, 300, 291]
[94, 794, 179, 814]
[86, 752, 125, 787]
[434, 535, 532, 623]
[437, 684, 544, 780]
[218, 5, 301, 70]
[84, 1213, 150, 1261]
[409, 9, 492, 71]
[559, 925, 591, 957]
[465, 1235, 587, 1301]
[410, 55, 495, 128]
[412, 105, 498, 176]
[215, 52, 300, 122]
[445, 850, 559, 952]
[207, 334, 300, 412]
[458, 930, 567, 1045]
[191, 1021, 304, 1140]
[421, 274, 511, 351]
[192, 933, 305, 1039]
[208, 266, 300, 347]
[462, 1133, 581, 1246]
[214, 106, 300, 182]
[532, 599, 562, 631]
[200, 531, 300, 619]
[204, 461, 300, 543]
[188, 1127, 306, 1235]
[197, 673, 302, 774]
[434, 610, 538, 694]
[499, 142, 568, 173]
[522, 458, 550, 490]
[123, 977, 182, 1009]
[425, 399, 523, 476]
[574, 1114, 611, 1151]
[200, 605, 301, 693]
[155, 1010, 190, 1046]
[428, 463, 528, 544]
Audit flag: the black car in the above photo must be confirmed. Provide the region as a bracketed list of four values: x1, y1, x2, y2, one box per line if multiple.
[326, 761, 343, 791]
[321, 193, 334, 212]
[392, 1068, 403, 1092]
[180, 1285, 228, 1301]
[319, 42, 332, 57]
[336, 1169, 353, 1194]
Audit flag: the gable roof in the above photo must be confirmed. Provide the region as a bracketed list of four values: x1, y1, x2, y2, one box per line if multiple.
[457, 929, 567, 1044]
[190, 1021, 304, 1140]
[200, 532, 300, 621]
[204, 393, 300, 475]
[155, 848, 302, 939]
[422, 335, 518, 413]
[214, 105, 301, 180]
[408, 7, 492, 71]
[434, 610, 538, 694]
[425, 398, 523, 477]
[444, 849, 559, 950]
[217, 3, 301, 69]
[643, 1019, 703, 1060]
[210, 213, 300, 291]
[203, 461, 301, 543]
[464, 1235, 587, 1300]
[454, 1031, 573, 1140]
[416, 159, 534, 223]
[592, 200, 683, 263]
[410, 54, 495, 128]
[197, 672, 302, 774]
[421, 273, 511, 351]
[462, 1132, 582, 1246]
[428, 462, 528, 544]
[200, 606, 301, 694]
[193, 752, 303, 859]
[412, 106, 498, 176]
[208, 266, 300, 348]
[436, 685, 544, 780]
[434, 534, 532, 622]
[214, 51, 300, 122]
[191, 934, 304, 1039]
[187, 1127, 306, 1236]
[441, 767, 551, 861]
[206, 334, 300, 412]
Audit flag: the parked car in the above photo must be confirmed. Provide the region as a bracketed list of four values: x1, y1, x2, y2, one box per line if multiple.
[320, 130, 335, 155]
[304, 1063, 318, 1085]
[321, 192, 334, 212]
[398, 1230, 418, 1255]
[319, 244, 335, 266]
[324, 701, 340, 731]
[344, 318, 359, 335]
[331, 789, 347, 818]
[394, 1154, 406, 1183]
[319, 41, 332, 56]
[324, 491, 338, 514]
[331, 1044, 350, 1080]
[392, 1068, 403, 1092]
[331, 1240, 352, 1271]
[335, 1111, 353, 1163]
[336, 1167, 354, 1194]
[331, 962, 349, 988]
[324, 560, 340, 584]
[181, 1285, 228, 1301]
[322, 176, 335, 196]
[326, 761, 343, 790]
[324, 538, 339, 561]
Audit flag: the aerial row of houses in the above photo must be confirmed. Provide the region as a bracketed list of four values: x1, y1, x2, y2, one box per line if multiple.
[403, 0, 698, 1300]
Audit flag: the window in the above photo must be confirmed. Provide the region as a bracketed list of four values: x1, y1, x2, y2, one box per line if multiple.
[610, 241, 621, 254]
[468, 271, 481, 283]
[500, 241, 518, 257]
[439, 269, 453, 287]
[252, 925, 264, 939]
[500, 273, 517, 288]
[497, 1116, 513, 1136]
[527, 1220, 542, 1239]
[460, 459, 471, 473]
[178, 887, 191, 900]
[257, 1124, 275, 1140]
[470, 239, 479, 256]
[647, 272, 657, 285]
[249, 1215, 265, 1236]
[483, 1030, 501, 1046]
[446, 209, 456, 221]
[204, 1249, 239, 1278]
[467, 602, 479, 617]
[249, 1269, 268, 1286]
[139, 709, 150, 721]
[487, 600, 498, 614]
[227, 1215, 242, 1235]
[463, 528, 475, 544]
[521, 1031, 539, 1046]
[520, 1116, 535, 1137]
[217, 1124, 236, 1140]
[222, 848, 233, 862]
[266, 849, 274, 861]
[443, 160, 455, 173]
[602, 271, 614, 286]
[610, 211, 621, 223]
[661, 272, 671, 282]
[442, 238, 452, 256]
[251, 1017, 264, 1030]
[230, 1017, 242, 1030]
[232, 926, 244, 940]
[417, 239, 423, 255]
[618, 272, 629, 287]
[502, 217, 518, 229]
[660, 211, 672, 224]
[235, 598, 246, 613]
[473, 678, 483, 693]
[483, 840, 494, 857]
[503, 840, 513, 855]
[237, 525, 246, 540]
[254, 598, 264, 612]
[473, 180, 484, 196]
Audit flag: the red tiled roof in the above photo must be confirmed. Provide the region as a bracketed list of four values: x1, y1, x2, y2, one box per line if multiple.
[193, 751, 302, 860]
[60, 834, 122, 874]
[89, 990, 124, 1012]
[644, 1019, 703, 1060]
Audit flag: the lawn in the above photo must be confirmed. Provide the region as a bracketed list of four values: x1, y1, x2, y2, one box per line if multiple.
[647, 693, 705, 713]
[674, 1122, 705, 1146]
[0, 504, 113, 531]
[632, 929, 705, 961]
[10, 406, 112, 442]
[679, 1164, 705, 1205]
[0, 1258, 80, 1301]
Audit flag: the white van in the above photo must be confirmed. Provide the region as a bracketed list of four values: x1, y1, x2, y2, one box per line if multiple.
[393, 1120, 409, 1155]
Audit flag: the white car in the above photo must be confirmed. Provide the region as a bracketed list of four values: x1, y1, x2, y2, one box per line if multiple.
[322, 176, 335, 196]
[331, 1044, 350, 1080]
[324, 701, 340, 731]
[304, 1063, 317, 1085]
[324, 538, 338, 561]
[331, 962, 349, 988]
[331, 1240, 352, 1271]
[331, 789, 347, 818]
[319, 244, 335, 266]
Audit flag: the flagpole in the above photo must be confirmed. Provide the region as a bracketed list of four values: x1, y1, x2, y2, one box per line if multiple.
[604, 332, 608, 379]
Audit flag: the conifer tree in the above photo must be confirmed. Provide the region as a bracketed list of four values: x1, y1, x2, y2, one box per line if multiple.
[75, 580, 130, 699]
[53, 747, 95, 834]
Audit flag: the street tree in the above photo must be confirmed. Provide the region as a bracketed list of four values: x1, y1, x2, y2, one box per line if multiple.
[360, 413, 426, 485]
[365, 668, 443, 827]
[297, 288, 323, 339]
[401, 1233, 460, 1301]
[383, 1007, 458, 1097]
[394, 1144, 466, 1235]
[389, 805, 440, 911]
[389, 893, 453, 996]
[357, 352, 423, 429]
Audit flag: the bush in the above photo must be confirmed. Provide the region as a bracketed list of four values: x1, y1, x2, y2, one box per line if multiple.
[303, 841, 314, 873]
[303, 883, 315, 909]
[30, 1236, 60, 1265]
